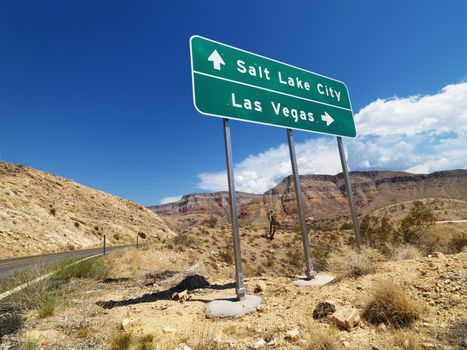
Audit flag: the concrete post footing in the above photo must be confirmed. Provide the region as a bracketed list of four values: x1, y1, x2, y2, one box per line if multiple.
[205, 295, 262, 318]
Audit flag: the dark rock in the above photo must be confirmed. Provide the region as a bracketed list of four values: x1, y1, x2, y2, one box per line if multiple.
[173, 274, 210, 292]
[313, 300, 336, 319]
[0, 305, 24, 337]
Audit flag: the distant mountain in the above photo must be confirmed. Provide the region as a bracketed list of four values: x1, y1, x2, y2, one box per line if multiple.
[149, 192, 261, 217]
[0, 162, 175, 258]
[149, 170, 467, 227]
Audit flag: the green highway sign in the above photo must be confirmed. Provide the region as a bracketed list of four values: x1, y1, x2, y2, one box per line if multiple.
[190, 35, 357, 138]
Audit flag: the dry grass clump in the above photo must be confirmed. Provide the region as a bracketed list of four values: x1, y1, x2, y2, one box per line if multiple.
[218, 243, 233, 264]
[392, 244, 422, 261]
[104, 246, 187, 279]
[381, 330, 423, 350]
[172, 230, 197, 249]
[327, 246, 384, 279]
[304, 325, 340, 350]
[55, 258, 109, 281]
[0, 265, 51, 310]
[285, 240, 304, 270]
[2, 258, 108, 320]
[37, 291, 57, 318]
[108, 331, 132, 350]
[174, 325, 221, 350]
[135, 334, 154, 350]
[363, 280, 423, 328]
[22, 339, 38, 350]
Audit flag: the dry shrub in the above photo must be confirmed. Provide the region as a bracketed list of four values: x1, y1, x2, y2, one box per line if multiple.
[243, 263, 265, 277]
[109, 331, 132, 350]
[388, 330, 423, 350]
[73, 324, 91, 339]
[135, 334, 154, 350]
[363, 280, 423, 328]
[178, 325, 221, 350]
[304, 325, 339, 350]
[104, 247, 186, 279]
[327, 246, 384, 279]
[218, 242, 233, 264]
[448, 233, 467, 253]
[392, 244, 422, 261]
[172, 231, 197, 249]
[285, 240, 304, 270]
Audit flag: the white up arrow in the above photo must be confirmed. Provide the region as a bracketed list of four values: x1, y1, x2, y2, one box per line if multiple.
[321, 111, 334, 126]
[208, 49, 225, 70]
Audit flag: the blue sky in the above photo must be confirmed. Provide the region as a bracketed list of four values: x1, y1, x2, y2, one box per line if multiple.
[1, 1, 466, 205]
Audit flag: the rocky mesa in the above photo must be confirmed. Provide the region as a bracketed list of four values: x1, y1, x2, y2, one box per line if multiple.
[150, 170, 467, 227]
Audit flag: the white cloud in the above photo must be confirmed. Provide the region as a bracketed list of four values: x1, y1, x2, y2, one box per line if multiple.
[198, 138, 341, 193]
[197, 81, 467, 193]
[159, 195, 182, 204]
[355, 82, 467, 136]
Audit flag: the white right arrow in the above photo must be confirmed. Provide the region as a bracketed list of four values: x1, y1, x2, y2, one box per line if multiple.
[208, 49, 225, 71]
[321, 111, 334, 126]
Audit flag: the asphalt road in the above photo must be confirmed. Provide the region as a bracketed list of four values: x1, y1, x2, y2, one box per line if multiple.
[0, 245, 135, 286]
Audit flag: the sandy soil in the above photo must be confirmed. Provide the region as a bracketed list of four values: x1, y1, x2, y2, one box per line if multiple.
[2, 244, 465, 350]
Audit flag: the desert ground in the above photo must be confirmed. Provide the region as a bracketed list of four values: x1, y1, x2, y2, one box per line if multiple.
[1, 217, 466, 350]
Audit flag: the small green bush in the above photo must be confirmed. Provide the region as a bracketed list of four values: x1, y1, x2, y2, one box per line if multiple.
[340, 221, 353, 230]
[55, 259, 108, 281]
[22, 340, 38, 350]
[448, 234, 467, 253]
[38, 292, 56, 318]
[360, 214, 395, 251]
[398, 201, 436, 244]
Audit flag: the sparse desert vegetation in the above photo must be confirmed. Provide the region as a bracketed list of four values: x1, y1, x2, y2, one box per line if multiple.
[1, 164, 466, 349]
[363, 280, 423, 328]
[2, 209, 465, 349]
[304, 326, 339, 350]
[327, 246, 384, 279]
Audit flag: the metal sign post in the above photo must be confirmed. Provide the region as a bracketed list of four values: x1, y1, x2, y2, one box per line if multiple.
[190, 36, 361, 292]
[287, 129, 316, 279]
[223, 118, 247, 300]
[336, 136, 362, 249]
[103, 234, 106, 255]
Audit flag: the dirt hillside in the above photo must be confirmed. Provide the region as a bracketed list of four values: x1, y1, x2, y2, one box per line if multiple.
[0, 162, 175, 259]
